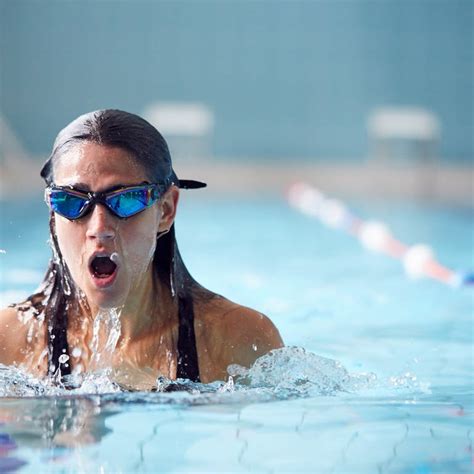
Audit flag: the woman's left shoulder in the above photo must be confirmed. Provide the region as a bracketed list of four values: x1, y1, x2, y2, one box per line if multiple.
[194, 295, 284, 380]
[199, 296, 281, 340]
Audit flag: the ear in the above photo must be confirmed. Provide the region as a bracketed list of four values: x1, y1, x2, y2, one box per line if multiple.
[158, 185, 179, 232]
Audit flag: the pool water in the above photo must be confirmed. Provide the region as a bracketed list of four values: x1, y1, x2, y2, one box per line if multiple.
[0, 192, 473, 473]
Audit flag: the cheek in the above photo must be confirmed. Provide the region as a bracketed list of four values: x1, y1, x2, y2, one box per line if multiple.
[54, 220, 86, 277]
[121, 225, 158, 275]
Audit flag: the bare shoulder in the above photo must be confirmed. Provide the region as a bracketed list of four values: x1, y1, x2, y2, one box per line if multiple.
[0, 304, 47, 371]
[194, 295, 284, 382]
[0, 306, 24, 336]
[0, 306, 25, 365]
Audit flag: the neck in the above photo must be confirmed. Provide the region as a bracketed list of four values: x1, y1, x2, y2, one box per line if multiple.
[66, 266, 179, 373]
[71, 266, 177, 345]
[119, 268, 177, 340]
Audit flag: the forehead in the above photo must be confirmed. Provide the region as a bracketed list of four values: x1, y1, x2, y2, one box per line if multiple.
[53, 142, 149, 188]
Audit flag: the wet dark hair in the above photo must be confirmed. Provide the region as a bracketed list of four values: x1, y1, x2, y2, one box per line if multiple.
[21, 109, 210, 380]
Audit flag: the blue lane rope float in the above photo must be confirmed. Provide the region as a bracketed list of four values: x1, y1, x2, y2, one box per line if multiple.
[287, 182, 473, 288]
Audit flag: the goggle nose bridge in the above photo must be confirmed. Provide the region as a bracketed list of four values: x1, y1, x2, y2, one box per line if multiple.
[78, 194, 118, 218]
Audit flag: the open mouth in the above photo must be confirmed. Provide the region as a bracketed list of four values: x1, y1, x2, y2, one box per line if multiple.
[90, 255, 117, 281]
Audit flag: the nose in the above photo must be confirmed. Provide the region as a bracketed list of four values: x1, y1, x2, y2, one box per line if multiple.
[85, 204, 116, 242]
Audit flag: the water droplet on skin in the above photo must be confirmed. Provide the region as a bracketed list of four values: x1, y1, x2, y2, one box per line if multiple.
[252, 344, 258, 351]
[26, 323, 34, 344]
[58, 354, 69, 364]
[38, 349, 48, 366]
[72, 347, 82, 358]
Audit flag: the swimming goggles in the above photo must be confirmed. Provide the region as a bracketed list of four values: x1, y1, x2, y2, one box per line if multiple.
[45, 183, 166, 220]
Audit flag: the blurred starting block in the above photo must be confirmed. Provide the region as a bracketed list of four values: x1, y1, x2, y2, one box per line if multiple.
[367, 107, 440, 163]
[143, 102, 214, 160]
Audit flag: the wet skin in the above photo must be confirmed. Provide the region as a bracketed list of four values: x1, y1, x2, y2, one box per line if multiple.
[0, 142, 283, 387]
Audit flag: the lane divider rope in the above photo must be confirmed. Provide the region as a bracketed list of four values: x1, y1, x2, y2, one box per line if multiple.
[287, 182, 473, 288]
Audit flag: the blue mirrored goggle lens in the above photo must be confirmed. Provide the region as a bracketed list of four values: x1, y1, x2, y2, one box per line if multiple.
[106, 188, 152, 218]
[49, 191, 88, 218]
[47, 185, 159, 219]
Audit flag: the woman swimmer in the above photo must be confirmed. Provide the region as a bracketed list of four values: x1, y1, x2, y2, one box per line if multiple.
[0, 109, 283, 389]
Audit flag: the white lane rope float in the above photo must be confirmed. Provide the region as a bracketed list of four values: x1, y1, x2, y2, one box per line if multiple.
[287, 182, 473, 288]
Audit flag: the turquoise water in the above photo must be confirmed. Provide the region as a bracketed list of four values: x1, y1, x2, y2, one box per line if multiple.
[0, 193, 473, 472]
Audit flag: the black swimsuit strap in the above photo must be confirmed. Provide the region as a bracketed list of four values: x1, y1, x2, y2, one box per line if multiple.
[176, 295, 200, 382]
[51, 294, 201, 383]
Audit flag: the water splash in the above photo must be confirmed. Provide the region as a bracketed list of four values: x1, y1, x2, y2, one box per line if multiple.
[89, 307, 122, 370]
[0, 365, 51, 397]
[151, 347, 429, 401]
[227, 347, 375, 396]
[0, 347, 428, 401]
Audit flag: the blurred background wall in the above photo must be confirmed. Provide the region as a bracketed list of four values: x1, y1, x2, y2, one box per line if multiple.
[0, 0, 472, 199]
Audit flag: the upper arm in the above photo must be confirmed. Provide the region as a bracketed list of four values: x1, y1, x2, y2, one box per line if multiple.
[0, 307, 23, 365]
[0, 306, 47, 371]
